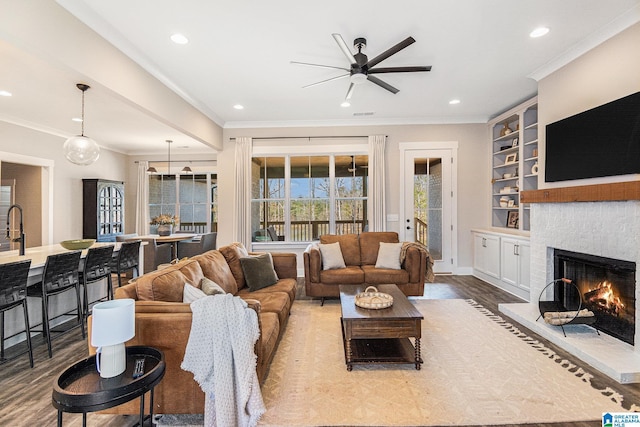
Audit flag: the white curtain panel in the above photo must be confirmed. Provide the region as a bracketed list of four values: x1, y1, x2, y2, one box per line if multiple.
[234, 137, 253, 247]
[135, 161, 150, 235]
[368, 135, 387, 231]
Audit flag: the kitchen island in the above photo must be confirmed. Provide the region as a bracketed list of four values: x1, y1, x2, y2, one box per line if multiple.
[0, 242, 144, 350]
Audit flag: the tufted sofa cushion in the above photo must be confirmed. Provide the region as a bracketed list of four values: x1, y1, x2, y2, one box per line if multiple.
[359, 231, 400, 265]
[191, 250, 238, 294]
[320, 233, 361, 266]
[219, 242, 249, 289]
[135, 258, 204, 302]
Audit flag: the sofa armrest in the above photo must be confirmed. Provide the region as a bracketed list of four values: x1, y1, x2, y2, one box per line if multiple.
[303, 247, 322, 283]
[402, 246, 427, 284]
[243, 298, 262, 315]
[114, 282, 138, 299]
[270, 252, 297, 279]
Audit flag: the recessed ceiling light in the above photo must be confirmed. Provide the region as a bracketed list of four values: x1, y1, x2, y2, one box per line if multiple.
[530, 27, 550, 38]
[0, 90, 12, 97]
[449, 99, 461, 105]
[233, 104, 244, 110]
[341, 101, 351, 108]
[72, 117, 83, 122]
[170, 33, 189, 44]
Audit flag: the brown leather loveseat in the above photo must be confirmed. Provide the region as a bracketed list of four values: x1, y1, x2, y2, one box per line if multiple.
[303, 231, 433, 302]
[88, 243, 297, 415]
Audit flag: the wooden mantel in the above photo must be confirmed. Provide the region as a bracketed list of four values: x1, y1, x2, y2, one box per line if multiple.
[521, 181, 640, 203]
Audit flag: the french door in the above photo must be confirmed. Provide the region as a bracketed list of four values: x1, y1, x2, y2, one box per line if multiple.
[401, 147, 456, 273]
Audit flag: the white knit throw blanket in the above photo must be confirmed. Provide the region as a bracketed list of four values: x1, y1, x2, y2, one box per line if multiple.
[181, 294, 265, 427]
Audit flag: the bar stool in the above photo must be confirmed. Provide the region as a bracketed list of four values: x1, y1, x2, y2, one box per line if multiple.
[27, 251, 85, 358]
[0, 259, 33, 368]
[79, 245, 114, 318]
[111, 240, 141, 288]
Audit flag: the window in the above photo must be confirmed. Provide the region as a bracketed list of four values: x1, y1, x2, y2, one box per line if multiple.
[149, 173, 217, 233]
[251, 154, 367, 242]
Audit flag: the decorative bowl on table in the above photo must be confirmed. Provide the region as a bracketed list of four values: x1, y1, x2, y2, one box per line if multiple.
[60, 239, 95, 250]
[354, 286, 394, 309]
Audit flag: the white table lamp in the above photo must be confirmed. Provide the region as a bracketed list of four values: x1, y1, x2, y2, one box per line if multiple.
[91, 299, 135, 378]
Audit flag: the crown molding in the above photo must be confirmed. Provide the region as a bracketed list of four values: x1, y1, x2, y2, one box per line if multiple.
[222, 115, 488, 129]
[528, 4, 640, 82]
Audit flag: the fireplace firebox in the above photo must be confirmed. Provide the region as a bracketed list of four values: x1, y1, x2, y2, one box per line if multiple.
[554, 249, 636, 345]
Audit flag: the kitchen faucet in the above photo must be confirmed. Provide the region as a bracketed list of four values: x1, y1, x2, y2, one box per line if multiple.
[6, 204, 25, 256]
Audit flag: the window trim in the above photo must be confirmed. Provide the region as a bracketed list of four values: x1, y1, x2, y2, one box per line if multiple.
[252, 142, 368, 242]
[148, 171, 218, 233]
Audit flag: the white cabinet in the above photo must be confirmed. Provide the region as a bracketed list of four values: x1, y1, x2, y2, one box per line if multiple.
[473, 232, 500, 279]
[501, 237, 530, 292]
[472, 230, 530, 301]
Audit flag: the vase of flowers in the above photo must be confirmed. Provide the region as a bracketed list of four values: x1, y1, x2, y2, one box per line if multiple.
[150, 214, 179, 236]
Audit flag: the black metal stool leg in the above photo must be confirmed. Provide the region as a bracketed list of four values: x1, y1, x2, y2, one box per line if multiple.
[43, 295, 52, 358]
[1, 311, 4, 360]
[22, 300, 33, 368]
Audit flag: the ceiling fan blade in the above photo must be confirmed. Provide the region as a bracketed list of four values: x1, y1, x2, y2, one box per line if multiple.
[290, 61, 350, 71]
[366, 37, 416, 69]
[345, 82, 355, 100]
[302, 73, 349, 89]
[368, 65, 432, 74]
[332, 33, 357, 64]
[367, 75, 399, 94]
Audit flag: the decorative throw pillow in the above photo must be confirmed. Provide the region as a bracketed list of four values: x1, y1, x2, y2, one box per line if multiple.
[375, 242, 403, 269]
[183, 283, 207, 303]
[200, 276, 226, 295]
[319, 242, 346, 270]
[239, 253, 279, 291]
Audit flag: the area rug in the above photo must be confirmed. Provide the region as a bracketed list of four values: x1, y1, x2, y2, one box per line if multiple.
[255, 298, 632, 426]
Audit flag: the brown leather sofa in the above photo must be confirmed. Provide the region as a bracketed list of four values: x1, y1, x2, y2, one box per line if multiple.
[304, 232, 432, 301]
[88, 243, 297, 415]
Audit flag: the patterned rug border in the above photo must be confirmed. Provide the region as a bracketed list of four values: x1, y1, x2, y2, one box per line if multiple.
[157, 298, 639, 426]
[463, 298, 637, 411]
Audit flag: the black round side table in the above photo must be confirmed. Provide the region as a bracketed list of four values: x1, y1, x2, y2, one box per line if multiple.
[52, 346, 165, 427]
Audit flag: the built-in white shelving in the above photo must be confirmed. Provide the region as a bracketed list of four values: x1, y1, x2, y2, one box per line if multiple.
[488, 97, 538, 232]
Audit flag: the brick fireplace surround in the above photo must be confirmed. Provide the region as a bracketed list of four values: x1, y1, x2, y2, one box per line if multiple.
[500, 182, 640, 384]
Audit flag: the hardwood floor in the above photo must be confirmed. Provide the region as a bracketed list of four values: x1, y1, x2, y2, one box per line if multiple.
[1, 275, 638, 426]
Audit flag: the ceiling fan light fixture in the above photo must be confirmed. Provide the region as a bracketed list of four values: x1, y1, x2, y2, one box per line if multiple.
[63, 83, 100, 166]
[341, 101, 351, 108]
[350, 73, 368, 85]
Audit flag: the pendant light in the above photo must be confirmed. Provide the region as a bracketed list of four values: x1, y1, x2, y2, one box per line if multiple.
[63, 83, 100, 165]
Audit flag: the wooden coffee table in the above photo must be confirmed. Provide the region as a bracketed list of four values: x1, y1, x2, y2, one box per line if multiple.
[339, 284, 423, 371]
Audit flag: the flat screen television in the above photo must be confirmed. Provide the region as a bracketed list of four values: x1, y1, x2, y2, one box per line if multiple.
[545, 91, 640, 182]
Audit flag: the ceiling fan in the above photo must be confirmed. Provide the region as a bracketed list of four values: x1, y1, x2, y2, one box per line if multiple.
[292, 34, 432, 101]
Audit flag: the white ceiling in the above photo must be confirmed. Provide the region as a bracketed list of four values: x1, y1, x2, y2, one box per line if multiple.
[1, 0, 639, 155]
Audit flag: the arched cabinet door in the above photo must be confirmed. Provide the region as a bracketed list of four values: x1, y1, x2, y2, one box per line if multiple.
[83, 179, 125, 242]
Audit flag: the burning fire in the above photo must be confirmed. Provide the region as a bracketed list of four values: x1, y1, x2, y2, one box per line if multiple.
[584, 281, 625, 315]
